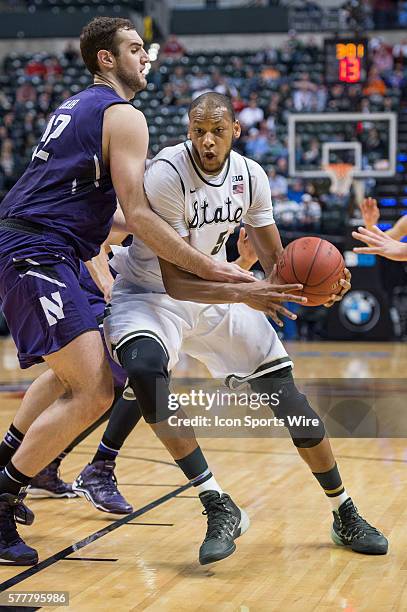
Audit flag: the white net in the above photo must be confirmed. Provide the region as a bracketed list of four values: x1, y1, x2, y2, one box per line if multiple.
[324, 163, 355, 196]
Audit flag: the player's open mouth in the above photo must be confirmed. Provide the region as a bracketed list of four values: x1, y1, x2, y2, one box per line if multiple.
[204, 152, 216, 160]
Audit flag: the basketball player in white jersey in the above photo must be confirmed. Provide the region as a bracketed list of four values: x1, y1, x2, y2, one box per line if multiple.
[103, 93, 387, 564]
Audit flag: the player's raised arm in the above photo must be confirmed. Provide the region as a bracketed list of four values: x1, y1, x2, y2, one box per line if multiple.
[104, 104, 253, 284]
[359, 197, 407, 241]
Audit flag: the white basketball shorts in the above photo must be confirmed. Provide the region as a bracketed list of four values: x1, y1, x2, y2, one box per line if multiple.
[104, 277, 293, 385]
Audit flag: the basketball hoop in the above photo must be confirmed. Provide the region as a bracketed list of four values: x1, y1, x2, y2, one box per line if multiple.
[324, 163, 355, 197]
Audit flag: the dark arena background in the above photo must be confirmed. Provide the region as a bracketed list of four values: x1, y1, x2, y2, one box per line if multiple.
[0, 1, 406, 610]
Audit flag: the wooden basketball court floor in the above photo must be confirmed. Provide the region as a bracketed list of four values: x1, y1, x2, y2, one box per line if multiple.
[0, 338, 405, 611]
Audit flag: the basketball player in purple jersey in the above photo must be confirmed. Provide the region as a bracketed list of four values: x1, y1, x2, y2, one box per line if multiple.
[0, 17, 271, 565]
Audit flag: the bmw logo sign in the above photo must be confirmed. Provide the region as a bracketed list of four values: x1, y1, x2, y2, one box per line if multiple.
[339, 290, 380, 332]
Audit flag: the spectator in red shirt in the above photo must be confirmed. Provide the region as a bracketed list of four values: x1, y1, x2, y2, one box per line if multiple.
[162, 35, 185, 58]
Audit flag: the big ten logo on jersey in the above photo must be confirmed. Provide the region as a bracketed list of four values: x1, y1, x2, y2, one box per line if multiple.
[232, 175, 244, 195]
[39, 291, 65, 327]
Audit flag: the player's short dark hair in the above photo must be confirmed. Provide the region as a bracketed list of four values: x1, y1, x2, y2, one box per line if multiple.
[189, 92, 236, 122]
[80, 17, 135, 75]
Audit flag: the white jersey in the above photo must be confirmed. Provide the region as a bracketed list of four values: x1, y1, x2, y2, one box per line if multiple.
[111, 141, 275, 292]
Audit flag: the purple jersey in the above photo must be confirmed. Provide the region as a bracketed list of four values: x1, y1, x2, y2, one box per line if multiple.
[0, 85, 129, 261]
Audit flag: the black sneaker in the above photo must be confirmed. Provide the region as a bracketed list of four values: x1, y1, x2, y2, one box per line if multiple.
[199, 491, 249, 565]
[0, 492, 38, 565]
[331, 497, 388, 555]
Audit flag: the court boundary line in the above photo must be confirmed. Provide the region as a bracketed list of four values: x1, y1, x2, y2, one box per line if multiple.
[116, 444, 407, 463]
[0, 482, 192, 593]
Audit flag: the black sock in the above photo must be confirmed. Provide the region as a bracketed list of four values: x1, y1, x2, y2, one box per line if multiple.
[312, 463, 345, 498]
[0, 461, 31, 496]
[0, 424, 24, 468]
[92, 435, 121, 463]
[91, 396, 142, 464]
[175, 446, 212, 483]
[53, 451, 67, 468]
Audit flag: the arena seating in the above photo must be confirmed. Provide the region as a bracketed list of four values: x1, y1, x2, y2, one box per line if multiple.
[0, 37, 406, 238]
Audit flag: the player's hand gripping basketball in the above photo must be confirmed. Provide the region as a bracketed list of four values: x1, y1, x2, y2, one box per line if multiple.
[323, 268, 351, 308]
[360, 197, 380, 228]
[242, 275, 307, 327]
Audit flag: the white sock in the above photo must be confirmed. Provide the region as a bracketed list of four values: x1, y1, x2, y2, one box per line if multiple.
[329, 490, 349, 512]
[193, 473, 223, 496]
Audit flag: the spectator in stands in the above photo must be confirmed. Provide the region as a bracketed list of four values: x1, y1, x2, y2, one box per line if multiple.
[385, 63, 407, 89]
[0, 139, 18, 190]
[392, 38, 407, 59]
[373, 41, 394, 75]
[0, 91, 11, 112]
[231, 93, 245, 114]
[364, 127, 385, 157]
[169, 65, 186, 92]
[213, 70, 237, 97]
[238, 98, 264, 130]
[293, 74, 317, 112]
[240, 69, 260, 98]
[174, 82, 192, 109]
[37, 92, 52, 114]
[383, 97, 394, 112]
[161, 83, 178, 109]
[63, 43, 79, 63]
[363, 66, 387, 97]
[147, 61, 162, 90]
[273, 199, 302, 230]
[44, 57, 63, 79]
[268, 132, 287, 159]
[276, 156, 288, 177]
[261, 65, 281, 85]
[268, 167, 288, 198]
[15, 80, 36, 105]
[244, 127, 270, 162]
[315, 85, 328, 112]
[299, 193, 321, 232]
[25, 56, 46, 79]
[189, 69, 212, 93]
[162, 34, 185, 58]
[287, 178, 306, 203]
[302, 138, 320, 167]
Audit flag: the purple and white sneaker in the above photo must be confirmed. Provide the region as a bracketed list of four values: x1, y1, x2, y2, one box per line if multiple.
[72, 460, 133, 515]
[28, 461, 77, 499]
[0, 492, 38, 565]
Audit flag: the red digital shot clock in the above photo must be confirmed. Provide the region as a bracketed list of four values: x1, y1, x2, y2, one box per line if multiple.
[324, 39, 369, 84]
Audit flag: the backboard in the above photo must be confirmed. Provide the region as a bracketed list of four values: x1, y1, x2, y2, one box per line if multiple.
[288, 112, 397, 179]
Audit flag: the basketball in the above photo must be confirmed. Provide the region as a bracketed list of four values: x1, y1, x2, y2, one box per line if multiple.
[277, 237, 345, 307]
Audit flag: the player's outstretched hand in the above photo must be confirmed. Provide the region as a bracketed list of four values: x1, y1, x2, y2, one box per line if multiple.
[360, 197, 380, 228]
[352, 226, 407, 261]
[243, 280, 307, 327]
[237, 227, 258, 269]
[205, 260, 255, 283]
[324, 267, 351, 308]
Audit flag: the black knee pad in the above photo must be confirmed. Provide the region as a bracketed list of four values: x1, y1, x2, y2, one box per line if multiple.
[117, 336, 171, 424]
[250, 366, 325, 448]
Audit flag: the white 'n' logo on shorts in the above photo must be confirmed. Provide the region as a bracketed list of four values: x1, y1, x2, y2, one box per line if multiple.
[39, 291, 65, 326]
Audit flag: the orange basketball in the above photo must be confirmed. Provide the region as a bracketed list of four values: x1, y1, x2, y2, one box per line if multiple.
[277, 237, 345, 307]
